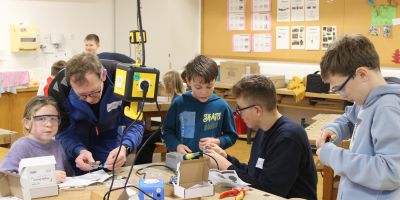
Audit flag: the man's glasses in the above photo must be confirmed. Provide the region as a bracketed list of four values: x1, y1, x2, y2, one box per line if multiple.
[76, 83, 103, 101]
[330, 72, 355, 96]
[235, 105, 256, 116]
[32, 115, 60, 125]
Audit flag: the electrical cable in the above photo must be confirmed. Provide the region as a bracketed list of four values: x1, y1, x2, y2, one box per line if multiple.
[203, 152, 220, 170]
[137, 0, 145, 67]
[135, 164, 176, 178]
[129, 42, 132, 58]
[105, 80, 149, 199]
[104, 109, 143, 200]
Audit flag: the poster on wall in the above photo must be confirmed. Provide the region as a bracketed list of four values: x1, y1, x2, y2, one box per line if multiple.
[291, 26, 305, 49]
[228, 13, 246, 30]
[277, 0, 291, 22]
[305, 26, 320, 50]
[252, 13, 272, 30]
[228, 0, 246, 13]
[233, 34, 251, 52]
[305, 0, 319, 21]
[276, 26, 290, 49]
[253, 33, 272, 52]
[252, 0, 272, 12]
[322, 25, 336, 50]
[291, 0, 305, 21]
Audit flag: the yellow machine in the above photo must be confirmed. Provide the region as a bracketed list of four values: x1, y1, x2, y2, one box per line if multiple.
[129, 30, 146, 66]
[10, 24, 39, 52]
[114, 63, 159, 120]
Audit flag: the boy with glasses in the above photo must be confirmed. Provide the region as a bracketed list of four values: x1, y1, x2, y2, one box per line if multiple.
[162, 55, 238, 154]
[206, 74, 317, 200]
[316, 34, 400, 199]
[48, 53, 143, 175]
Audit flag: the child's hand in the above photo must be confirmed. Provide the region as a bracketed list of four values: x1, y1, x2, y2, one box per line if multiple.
[177, 144, 192, 154]
[75, 150, 99, 171]
[199, 137, 220, 150]
[205, 143, 227, 158]
[316, 129, 337, 148]
[56, 170, 66, 183]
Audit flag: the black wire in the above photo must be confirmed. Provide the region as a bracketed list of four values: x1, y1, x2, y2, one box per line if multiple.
[105, 83, 149, 199]
[137, 0, 145, 67]
[135, 164, 176, 177]
[124, 126, 159, 187]
[129, 42, 132, 58]
[105, 109, 143, 200]
[203, 152, 220, 170]
[103, 185, 156, 200]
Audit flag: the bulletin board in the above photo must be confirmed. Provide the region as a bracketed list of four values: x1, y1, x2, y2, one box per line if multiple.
[201, 0, 400, 67]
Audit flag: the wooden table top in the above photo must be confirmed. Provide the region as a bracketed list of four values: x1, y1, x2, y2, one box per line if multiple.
[305, 114, 341, 145]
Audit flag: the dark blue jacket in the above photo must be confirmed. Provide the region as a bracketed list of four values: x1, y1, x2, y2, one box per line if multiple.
[162, 91, 237, 152]
[48, 60, 143, 174]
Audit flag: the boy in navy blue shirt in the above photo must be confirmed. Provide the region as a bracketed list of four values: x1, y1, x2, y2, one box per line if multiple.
[162, 55, 238, 154]
[206, 75, 317, 200]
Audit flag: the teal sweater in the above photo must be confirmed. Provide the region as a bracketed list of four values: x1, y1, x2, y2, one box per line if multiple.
[162, 92, 238, 152]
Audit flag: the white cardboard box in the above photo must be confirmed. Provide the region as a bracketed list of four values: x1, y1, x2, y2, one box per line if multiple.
[173, 158, 214, 199]
[0, 171, 23, 198]
[19, 156, 58, 199]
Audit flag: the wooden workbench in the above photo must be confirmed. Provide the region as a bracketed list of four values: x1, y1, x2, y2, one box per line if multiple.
[0, 129, 17, 148]
[32, 164, 288, 200]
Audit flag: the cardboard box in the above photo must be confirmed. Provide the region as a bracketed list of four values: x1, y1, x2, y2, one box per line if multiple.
[173, 158, 214, 199]
[0, 171, 23, 198]
[263, 74, 286, 89]
[219, 61, 260, 84]
[19, 156, 58, 199]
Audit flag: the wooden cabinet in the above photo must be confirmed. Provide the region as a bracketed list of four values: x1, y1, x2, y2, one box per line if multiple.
[0, 87, 38, 139]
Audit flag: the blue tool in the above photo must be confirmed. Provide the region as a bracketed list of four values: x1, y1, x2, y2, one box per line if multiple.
[138, 178, 164, 200]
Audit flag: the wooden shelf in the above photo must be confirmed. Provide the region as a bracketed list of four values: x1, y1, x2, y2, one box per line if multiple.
[278, 104, 343, 113]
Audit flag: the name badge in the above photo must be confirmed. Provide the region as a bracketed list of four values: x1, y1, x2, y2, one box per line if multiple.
[256, 158, 264, 169]
[107, 100, 122, 112]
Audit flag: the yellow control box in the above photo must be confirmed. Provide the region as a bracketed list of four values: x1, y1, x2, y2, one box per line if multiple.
[114, 63, 159, 102]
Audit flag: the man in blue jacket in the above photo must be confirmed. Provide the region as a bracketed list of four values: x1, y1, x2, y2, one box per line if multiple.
[49, 53, 143, 175]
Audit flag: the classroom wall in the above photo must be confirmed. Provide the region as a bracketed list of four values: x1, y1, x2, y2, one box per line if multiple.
[0, 0, 115, 82]
[115, 0, 201, 76]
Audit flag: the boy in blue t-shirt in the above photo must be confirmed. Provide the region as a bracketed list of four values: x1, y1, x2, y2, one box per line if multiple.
[162, 55, 238, 154]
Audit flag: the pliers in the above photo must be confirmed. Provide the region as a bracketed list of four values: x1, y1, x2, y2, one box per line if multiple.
[219, 188, 246, 200]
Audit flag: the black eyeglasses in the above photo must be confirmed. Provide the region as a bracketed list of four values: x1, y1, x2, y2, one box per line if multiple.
[75, 82, 103, 101]
[235, 105, 256, 115]
[330, 72, 355, 96]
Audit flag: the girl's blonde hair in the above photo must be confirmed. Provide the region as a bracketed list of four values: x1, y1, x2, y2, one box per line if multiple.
[163, 70, 184, 97]
[23, 96, 59, 134]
